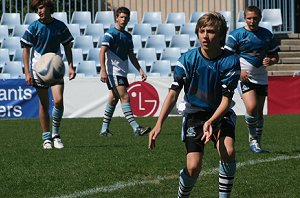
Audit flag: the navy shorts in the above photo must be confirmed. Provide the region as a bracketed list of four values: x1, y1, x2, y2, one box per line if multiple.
[182, 109, 236, 153]
[240, 81, 268, 96]
[106, 75, 129, 90]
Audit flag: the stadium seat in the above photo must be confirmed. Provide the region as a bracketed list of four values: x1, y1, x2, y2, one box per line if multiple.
[219, 11, 231, 23]
[12, 24, 28, 37]
[0, 73, 11, 79]
[237, 11, 244, 23]
[150, 60, 172, 77]
[132, 35, 143, 54]
[127, 11, 138, 32]
[128, 59, 147, 76]
[1, 36, 21, 58]
[23, 13, 39, 25]
[0, 25, 9, 45]
[145, 35, 166, 56]
[13, 48, 23, 62]
[236, 22, 246, 29]
[169, 34, 191, 54]
[86, 48, 101, 72]
[0, 13, 21, 33]
[70, 48, 84, 68]
[94, 11, 115, 31]
[70, 11, 92, 32]
[76, 60, 97, 77]
[84, 23, 104, 46]
[52, 12, 68, 24]
[259, 21, 273, 32]
[261, 9, 282, 28]
[0, 49, 10, 71]
[132, 23, 152, 45]
[141, 12, 162, 31]
[136, 48, 157, 72]
[165, 12, 186, 31]
[155, 23, 176, 46]
[72, 35, 94, 57]
[194, 39, 201, 48]
[2, 61, 24, 78]
[189, 12, 206, 23]
[66, 24, 81, 38]
[179, 23, 197, 46]
[160, 47, 181, 70]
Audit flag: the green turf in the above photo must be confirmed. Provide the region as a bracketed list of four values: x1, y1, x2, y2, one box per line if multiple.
[0, 114, 299, 197]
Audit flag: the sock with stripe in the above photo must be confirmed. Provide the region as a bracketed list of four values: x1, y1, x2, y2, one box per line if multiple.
[121, 103, 139, 131]
[256, 118, 264, 144]
[219, 161, 236, 198]
[177, 168, 198, 198]
[245, 114, 258, 144]
[101, 104, 116, 133]
[52, 106, 64, 137]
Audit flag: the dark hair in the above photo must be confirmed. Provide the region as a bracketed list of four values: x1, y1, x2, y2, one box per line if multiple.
[244, 6, 262, 19]
[195, 12, 228, 46]
[115, 7, 130, 18]
[30, 0, 55, 14]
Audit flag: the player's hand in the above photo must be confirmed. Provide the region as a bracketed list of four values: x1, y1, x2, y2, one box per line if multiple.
[69, 67, 76, 80]
[148, 125, 161, 150]
[100, 71, 108, 83]
[141, 72, 147, 82]
[25, 73, 32, 86]
[263, 57, 273, 67]
[240, 70, 249, 82]
[201, 121, 213, 144]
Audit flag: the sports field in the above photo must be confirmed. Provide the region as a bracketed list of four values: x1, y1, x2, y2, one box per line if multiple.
[0, 114, 299, 198]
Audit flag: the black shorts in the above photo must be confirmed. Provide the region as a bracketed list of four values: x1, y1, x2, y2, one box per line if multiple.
[240, 81, 268, 96]
[106, 75, 129, 90]
[182, 110, 236, 153]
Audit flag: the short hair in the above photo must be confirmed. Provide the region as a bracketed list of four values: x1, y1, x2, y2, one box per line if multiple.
[195, 12, 228, 46]
[244, 6, 262, 19]
[115, 7, 130, 18]
[30, 0, 55, 14]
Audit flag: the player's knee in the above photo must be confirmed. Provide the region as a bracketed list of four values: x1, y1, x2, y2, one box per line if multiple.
[186, 164, 201, 177]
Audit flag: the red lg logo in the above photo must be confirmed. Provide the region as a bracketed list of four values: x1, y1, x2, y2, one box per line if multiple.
[127, 81, 159, 117]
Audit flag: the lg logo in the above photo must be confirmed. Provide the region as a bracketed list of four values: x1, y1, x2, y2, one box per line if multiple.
[127, 81, 159, 117]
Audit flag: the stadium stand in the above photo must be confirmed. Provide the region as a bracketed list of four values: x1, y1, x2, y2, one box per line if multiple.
[69, 48, 84, 68]
[94, 11, 115, 31]
[141, 12, 162, 31]
[145, 35, 166, 56]
[127, 11, 138, 32]
[67, 24, 81, 38]
[155, 23, 176, 46]
[72, 35, 94, 58]
[150, 60, 172, 77]
[70, 11, 92, 33]
[52, 12, 68, 24]
[0, 25, 9, 45]
[0, 49, 10, 72]
[132, 35, 143, 54]
[261, 9, 283, 28]
[84, 23, 105, 46]
[128, 59, 147, 75]
[86, 48, 101, 73]
[0, 13, 21, 34]
[169, 34, 191, 54]
[76, 60, 97, 77]
[132, 23, 152, 45]
[160, 47, 181, 70]
[179, 23, 197, 46]
[165, 12, 186, 31]
[12, 24, 28, 37]
[189, 12, 206, 23]
[136, 48, 157, 72]
[23, 13, 39, 25]
[1, 36, 21, 58]
[2, 61, 24, 78]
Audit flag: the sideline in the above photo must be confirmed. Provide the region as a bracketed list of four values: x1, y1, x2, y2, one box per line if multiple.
[51, 154, 300, 198]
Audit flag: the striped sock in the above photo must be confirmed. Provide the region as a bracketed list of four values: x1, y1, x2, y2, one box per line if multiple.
[101, 104, 115, 132]
[245, 114, 258, 144]
[121, 103, 139, 130]
[219, 161, 236, 198]
[42, 132, 52, 141]
[177, 168, 198, 198]
[256, 118, 264, 144]
[52, 106, 64, 137]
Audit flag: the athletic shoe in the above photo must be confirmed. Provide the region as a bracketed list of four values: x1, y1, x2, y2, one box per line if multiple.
[100, 129, 113, 136]
[250, 143, 269, 153]
[43, 139, 52, 149]
[53, 135, 64, 149]
[134, 126, 151, 136]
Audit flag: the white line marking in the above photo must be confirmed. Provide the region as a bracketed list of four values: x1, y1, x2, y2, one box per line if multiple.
[51, 154, 300, 198]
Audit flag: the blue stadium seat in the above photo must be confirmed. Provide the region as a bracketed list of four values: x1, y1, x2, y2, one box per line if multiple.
[66, 24, 81, 38]
[179, 23, 197, 46]
[70, 11, 92, 32]
[94, 11, 115, 31]
[141, 12, 162, 31]
[86, 48, 101, 72]
[23, 13, 39, 25]
[137, 48, 157, 72]
[127, 11, 138, 32]
[160, 47, 181, 70]
[76, 60, 97, 77]
[145, 35, 166, 56]
[0, 48, 10, 71]
[1, 36, 21, 58]
[84, 23, 104, 46]
[0, 13, 21, 33]
[169, 34, 191, 54]
[132, 35, 143, 54]
[165, 12, 186, 31]
[12, 24, 28, 37]
[155, 23, 176, 46]
[150, 60, 172, 77]
[2, 61, 24, 78]
[189, 12, 206, 23]
[132, 23, 152, 45]
[261, 9, 282, 28]
[52, 12, 68, 24]
[72, 35, 94, 57]
[128, 59, 147, 76]
[0, 25, 9, 45]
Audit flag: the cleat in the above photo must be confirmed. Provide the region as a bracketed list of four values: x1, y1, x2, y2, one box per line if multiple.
[134, 126, 151, 136]
[53, 135, 64, 149]
[43, 139, 52, 149]
[100, 129, 113, 136]
[250, 143, 269, 153]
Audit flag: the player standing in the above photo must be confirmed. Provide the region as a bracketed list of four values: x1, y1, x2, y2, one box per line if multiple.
[21, 0, 76, 149]
[99, 7, 150, 136]
[148, 12, 240, 197]
[225, 6, 279, 153]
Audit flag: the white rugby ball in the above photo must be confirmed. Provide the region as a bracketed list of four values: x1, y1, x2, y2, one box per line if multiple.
[35, 53, 65, 86]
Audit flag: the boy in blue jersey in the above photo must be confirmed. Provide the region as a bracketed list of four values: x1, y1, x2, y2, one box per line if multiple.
[99, 7, 150, 136]
[148, 12, 240, 197]
[21, 0, 76, 149]
[225, 6, 279, 153]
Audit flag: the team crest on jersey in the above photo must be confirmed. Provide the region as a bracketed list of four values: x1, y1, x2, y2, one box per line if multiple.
[186, 127, 196, 137]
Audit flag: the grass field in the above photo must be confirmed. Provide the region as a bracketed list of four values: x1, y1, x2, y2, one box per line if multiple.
[0, 114, 299, 198]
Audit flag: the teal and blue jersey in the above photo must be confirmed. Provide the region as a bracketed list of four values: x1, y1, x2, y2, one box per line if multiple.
[225, 26, 279, 84]
[171, 48, 240, 113]
[102, 27, 134, 77]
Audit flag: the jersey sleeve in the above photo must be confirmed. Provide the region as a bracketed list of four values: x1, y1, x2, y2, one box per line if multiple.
[171, 58, 186, 91]
[102, 30, 113, 47]
[20, 24, 36, 48]
[224, 30, 239, 53]
[60, 23, 74, 46]
[220, 53, 241, 98]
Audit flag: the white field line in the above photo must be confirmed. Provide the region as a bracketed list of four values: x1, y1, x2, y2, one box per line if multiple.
[50, 154, 300, 198]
